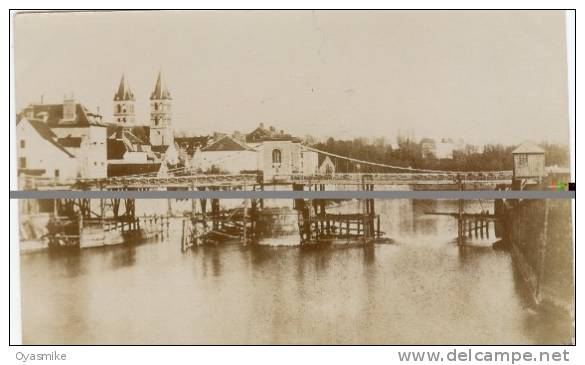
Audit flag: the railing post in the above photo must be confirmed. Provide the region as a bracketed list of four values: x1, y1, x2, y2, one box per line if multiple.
[242, 182, 248, 243]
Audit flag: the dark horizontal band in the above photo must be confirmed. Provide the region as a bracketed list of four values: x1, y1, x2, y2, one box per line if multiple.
[9, 190, 576, 200]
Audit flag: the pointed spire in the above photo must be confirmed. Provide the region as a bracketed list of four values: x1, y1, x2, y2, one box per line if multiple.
[114, 74, 135, 101]
[151, 70, 171, 100]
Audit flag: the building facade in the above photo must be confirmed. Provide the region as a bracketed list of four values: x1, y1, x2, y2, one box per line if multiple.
[199, 135, 260, 174]
[16, 117, 77, 182]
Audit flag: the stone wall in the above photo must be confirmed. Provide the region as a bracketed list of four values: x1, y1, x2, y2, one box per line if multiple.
[504, 199, 574, 314]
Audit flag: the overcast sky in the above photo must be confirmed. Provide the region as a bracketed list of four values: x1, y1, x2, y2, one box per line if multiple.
[14, 10, 570, 145]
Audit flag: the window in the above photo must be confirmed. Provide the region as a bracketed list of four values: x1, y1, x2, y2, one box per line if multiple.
[154, 117, 159, 126]
[272, 149, 282, 164]
[54, 169, 60, 177]
[20, 140, 25, 148]
[117, 105, 122, 113]
[517, 154, 528, 165]
[154, 103, 158, 111]
[123, 117, 126, 123]
[19, 157, 26, 168]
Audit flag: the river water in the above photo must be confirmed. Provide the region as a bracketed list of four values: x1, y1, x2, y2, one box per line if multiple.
[19, 199, 572, 344]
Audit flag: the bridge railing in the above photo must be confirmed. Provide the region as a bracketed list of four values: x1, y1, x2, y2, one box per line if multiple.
[20, 174, 261, 189]
[18, 170, 513, 190]
[289, 171, 513, 183]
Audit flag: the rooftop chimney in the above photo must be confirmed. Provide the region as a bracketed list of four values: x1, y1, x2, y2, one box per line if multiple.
[63, 94, 76, 121]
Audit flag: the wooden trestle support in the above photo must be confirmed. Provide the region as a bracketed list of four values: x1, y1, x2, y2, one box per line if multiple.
[180, 185, 262, 251]
[293, 175, 382, 245]
[44, 191, 170, 249]
[453, 176, 493, 245]
[181, 177, 384, 251]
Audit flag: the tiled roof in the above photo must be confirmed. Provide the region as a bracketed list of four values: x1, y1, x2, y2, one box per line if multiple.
[202, 135, 256, 152]
[175, 136, 212, 155]
[107, 125, 153, 159]
[107, 126, 150, 145]
[245, 124, 295, 142]
[123, 130, 145, 145]
[18, 103, 106, 128]
[129, 126, 150, 144]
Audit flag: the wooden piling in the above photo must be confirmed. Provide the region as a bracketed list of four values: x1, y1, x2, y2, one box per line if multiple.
[457, 175, 463, 245]
[346, 220, 350, 238]
[181, 219, 186, 251]
[242, 197, 248, 243]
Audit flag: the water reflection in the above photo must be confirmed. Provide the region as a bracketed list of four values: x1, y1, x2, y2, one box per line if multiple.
[109, 246, 137, 270]
[20, 199, 572, 344]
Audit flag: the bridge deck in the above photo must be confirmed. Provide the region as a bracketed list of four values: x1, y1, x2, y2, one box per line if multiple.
[19, 172, 513, 190]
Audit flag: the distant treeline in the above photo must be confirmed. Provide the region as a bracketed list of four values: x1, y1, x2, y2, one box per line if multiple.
[310, 138, 569, 173]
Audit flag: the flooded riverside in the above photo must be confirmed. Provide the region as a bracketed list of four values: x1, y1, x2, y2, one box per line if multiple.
[19, 199, 573, 345]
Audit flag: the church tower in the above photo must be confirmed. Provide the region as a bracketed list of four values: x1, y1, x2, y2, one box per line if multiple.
[113, 74, 135, 125]
[149, 71, 173, 146]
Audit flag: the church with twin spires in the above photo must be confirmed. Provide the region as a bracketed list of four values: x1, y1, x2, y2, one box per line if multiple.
[113, 71, 174, 147]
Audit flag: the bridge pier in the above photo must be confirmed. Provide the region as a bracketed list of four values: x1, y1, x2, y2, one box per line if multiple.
[293, 177, 381, 244]
[181, 184, 261, 250]
[44, 191, 178, 249]
[452, 209, 495, 244]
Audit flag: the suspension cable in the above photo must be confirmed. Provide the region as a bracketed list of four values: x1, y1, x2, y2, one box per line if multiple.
[303, 145, 512, 175]
[304, 146, 455, 174]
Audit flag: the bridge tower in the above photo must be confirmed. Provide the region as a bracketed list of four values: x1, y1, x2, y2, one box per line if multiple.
[149, 71, 173, 146]
[113, 74, 136, 125]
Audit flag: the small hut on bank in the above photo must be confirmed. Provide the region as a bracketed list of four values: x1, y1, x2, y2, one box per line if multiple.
[512, 142, 545, 181]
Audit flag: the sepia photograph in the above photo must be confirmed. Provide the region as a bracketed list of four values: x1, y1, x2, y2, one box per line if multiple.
[12, 10, 574, 345]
